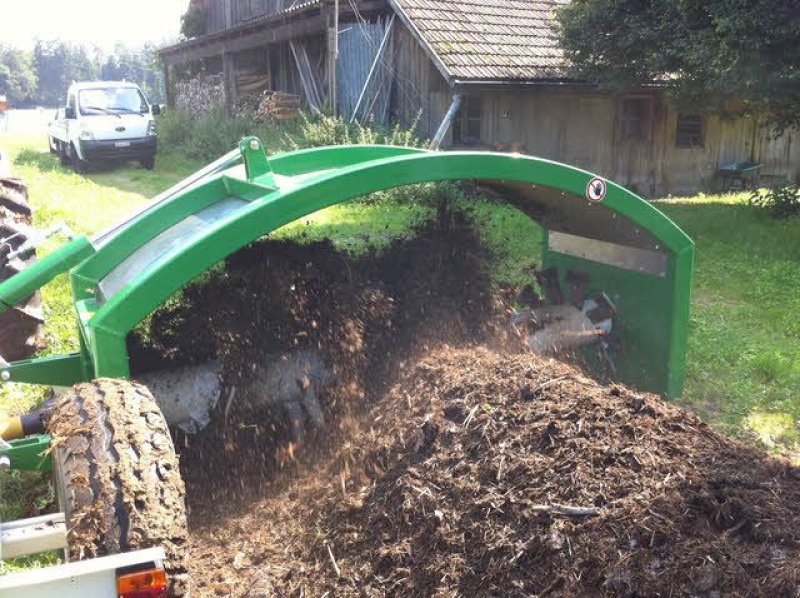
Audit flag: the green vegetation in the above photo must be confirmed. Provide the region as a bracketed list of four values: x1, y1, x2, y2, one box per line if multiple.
[0, 45, 37, 106]
[749, 182, 800, 220]
[656, 193, 800, 451]
[180, 2, 209, 39]
[0, 40, 163, 107]
[158, 109, 425, 162]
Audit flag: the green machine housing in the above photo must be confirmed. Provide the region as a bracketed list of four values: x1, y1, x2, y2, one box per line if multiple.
[0, 137, 693, 410]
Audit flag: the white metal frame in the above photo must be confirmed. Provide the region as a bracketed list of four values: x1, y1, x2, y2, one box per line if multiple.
[0, 547, 166, 598]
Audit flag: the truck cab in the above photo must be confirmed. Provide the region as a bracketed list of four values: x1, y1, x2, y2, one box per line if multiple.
[52, 81, 160, 172]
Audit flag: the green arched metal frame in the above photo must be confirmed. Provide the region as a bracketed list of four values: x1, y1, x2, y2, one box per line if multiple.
[0, 137, 693, 397]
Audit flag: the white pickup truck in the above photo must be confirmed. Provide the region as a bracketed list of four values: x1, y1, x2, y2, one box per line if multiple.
[48, 81, 160, 173]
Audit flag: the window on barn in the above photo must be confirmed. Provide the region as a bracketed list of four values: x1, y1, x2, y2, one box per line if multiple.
[620, 98, 652, 141]
[675, 114, 704, 148]
[453, 96, 482, 145]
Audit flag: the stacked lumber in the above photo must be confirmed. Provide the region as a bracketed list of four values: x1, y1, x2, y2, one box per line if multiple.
[237, 71, 269, 94]
[175, 74, 225, 118]
[254, 90, 301, 122]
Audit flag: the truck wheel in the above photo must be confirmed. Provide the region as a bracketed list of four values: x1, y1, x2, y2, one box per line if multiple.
[57, 141, 68, 166]
[48, 378, 189, 597]
[140, 155, 155, 170]
[70, 144, 88, 174]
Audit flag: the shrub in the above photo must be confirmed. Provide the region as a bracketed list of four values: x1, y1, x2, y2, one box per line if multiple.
[283, 112, 425, 150]
[156, 108, 194, 147]
[749, 182, 800, 219]
[157, 109, 426, 163]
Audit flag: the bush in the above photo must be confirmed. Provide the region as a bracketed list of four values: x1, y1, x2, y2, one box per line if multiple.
[749, 182, 800, 219]
[156, 108, 194, 147]
[156, 109, 426, 163]
[284, 112, 425, 150]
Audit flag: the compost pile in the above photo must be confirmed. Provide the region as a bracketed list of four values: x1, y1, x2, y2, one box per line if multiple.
[131, 211, 800, 597]
[183, 347, 800, 597]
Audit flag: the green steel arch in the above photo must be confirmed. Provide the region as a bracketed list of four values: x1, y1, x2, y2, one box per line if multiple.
[1, 137, 693, 397]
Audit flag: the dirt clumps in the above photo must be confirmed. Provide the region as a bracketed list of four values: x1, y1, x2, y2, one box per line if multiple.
[190, 347, 800, 597]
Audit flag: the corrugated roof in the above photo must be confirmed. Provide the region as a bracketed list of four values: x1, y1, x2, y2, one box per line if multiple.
[391, 0, 571, 82]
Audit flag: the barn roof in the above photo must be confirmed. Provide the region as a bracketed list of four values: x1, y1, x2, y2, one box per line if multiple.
[389, 0, 571, 83]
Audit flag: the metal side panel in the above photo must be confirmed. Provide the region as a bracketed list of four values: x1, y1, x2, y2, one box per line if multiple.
[1, 513, 66, 559]
[0, 547, 165, 597]
[98, 196, 248, 302]
[548, 230, 668, 277]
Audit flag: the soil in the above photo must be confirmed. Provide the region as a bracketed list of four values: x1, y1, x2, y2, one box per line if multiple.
[129, 207, 800, 597]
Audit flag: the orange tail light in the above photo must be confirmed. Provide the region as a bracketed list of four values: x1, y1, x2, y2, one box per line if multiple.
[117, 567, 168, 598]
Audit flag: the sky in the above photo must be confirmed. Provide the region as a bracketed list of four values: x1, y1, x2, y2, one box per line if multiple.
[0, 0, 191, 51]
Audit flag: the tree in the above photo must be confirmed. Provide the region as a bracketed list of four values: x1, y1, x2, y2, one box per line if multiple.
[100, 43, 163, 103]
[0, 45, 38, 105]
[34, 40, 101, 105]
[556, 0, 800, 131]
[180, 2, 208, 39]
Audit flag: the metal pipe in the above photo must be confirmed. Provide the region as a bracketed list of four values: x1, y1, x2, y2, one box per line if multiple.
[429, 93, 462, 150]
[93, 148, 242, 247]
[0, 235, 95, 313]
[332, 0, 339, 115]
[349, 14, 396, 124]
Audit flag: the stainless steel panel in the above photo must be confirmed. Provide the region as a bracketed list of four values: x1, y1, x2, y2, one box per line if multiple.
[549, 230, 668, 277]
[98, 196, 249, 301]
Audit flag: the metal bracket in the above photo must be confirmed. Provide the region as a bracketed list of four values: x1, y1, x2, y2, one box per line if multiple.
[239, 136, 272, 181]
[0, 435, 52, 472]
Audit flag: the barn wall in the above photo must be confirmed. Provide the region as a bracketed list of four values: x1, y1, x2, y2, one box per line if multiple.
[183, 9, 799, 196]
[451, 88, 798, 196]
[204, 0, 291, 33]
[391, 22, 449, 139]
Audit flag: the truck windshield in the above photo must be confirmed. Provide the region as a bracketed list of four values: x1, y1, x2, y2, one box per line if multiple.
[78, 87, 148, 116]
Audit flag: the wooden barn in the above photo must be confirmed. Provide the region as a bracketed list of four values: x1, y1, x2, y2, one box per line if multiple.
[158, 0, 799, 196]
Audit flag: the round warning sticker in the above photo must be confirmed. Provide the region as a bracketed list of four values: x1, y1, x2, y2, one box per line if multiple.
[586, 177, 607, 202]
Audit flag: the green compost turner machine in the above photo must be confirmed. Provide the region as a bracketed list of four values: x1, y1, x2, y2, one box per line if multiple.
[0, 137, 693, 595]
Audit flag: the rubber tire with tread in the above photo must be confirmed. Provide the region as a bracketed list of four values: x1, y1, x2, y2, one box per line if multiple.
[140, 155, 155, 170]
[0, 177, 44, 360]
[57, 141, 68, 166]
[70, 143, 89, 174]
[49, 378, 189, 597]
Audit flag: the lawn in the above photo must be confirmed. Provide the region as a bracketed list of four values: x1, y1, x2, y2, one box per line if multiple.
[657, 194, 800, 450]
[0, 130, 798, 566]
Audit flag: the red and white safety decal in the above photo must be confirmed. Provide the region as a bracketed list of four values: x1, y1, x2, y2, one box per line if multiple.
[585, 177, 607, 202]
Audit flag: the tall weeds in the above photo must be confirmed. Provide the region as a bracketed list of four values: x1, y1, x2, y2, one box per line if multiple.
[157, 109, 425, 162]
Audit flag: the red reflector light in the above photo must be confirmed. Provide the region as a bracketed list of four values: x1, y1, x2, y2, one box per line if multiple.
[117, 567, 168, 598]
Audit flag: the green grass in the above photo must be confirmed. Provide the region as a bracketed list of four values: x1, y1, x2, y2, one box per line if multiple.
[656, 193, 800, 452]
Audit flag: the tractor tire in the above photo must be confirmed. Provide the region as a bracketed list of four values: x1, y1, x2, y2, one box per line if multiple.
[48, 379, 189, 597]
[0, 176, 45, 361]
